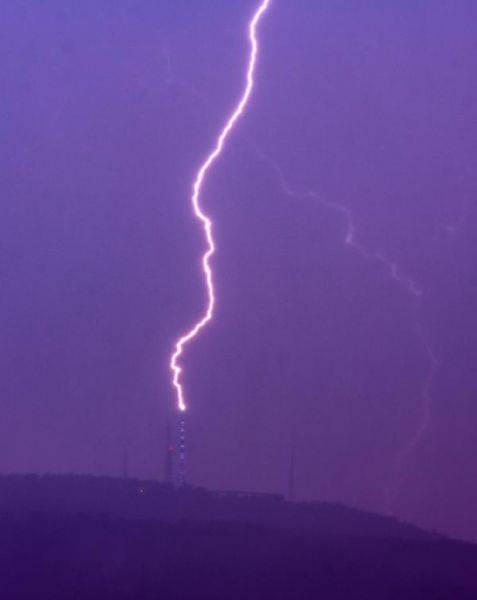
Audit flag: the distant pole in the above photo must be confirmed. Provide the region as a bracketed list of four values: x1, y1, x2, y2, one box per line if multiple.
[122, 446, 129, 480]
[288, 440, 296, 501]
[164, 418, 174, 484]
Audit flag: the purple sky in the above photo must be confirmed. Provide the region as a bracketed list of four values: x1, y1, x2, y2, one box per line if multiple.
[1, 0, 476, 541]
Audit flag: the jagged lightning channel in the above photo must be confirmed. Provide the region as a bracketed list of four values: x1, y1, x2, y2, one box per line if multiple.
[263, 160, 439, 508]
[169, 0, 271, 413]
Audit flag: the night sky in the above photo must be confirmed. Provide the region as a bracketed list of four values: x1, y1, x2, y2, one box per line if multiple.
[1, 0, 477, 542]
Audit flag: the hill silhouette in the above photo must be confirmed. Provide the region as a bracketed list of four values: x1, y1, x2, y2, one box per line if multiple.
[1, 474, 476, 599]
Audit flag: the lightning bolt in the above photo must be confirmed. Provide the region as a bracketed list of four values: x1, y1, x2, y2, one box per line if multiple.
[169, 0, 271, 414]
[328, 193, 439, 510]
[262, 160, 439, 510]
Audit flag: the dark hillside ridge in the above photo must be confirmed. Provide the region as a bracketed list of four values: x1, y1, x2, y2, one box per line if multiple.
[1, 474, 476, 599]
[0, 473, 435, 541]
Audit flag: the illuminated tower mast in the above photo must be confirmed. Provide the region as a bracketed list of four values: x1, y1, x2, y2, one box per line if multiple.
[177, 414, 186, 487]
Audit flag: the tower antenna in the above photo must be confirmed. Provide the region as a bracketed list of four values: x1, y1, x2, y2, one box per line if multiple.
[164, 418, 174, 484]
[288, 437, 296, 501]
[177, 414, 186, 487]
[122, 445, 129, 480]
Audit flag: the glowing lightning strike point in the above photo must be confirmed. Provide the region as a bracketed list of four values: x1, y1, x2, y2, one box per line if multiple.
[169, 0, 271, 413]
